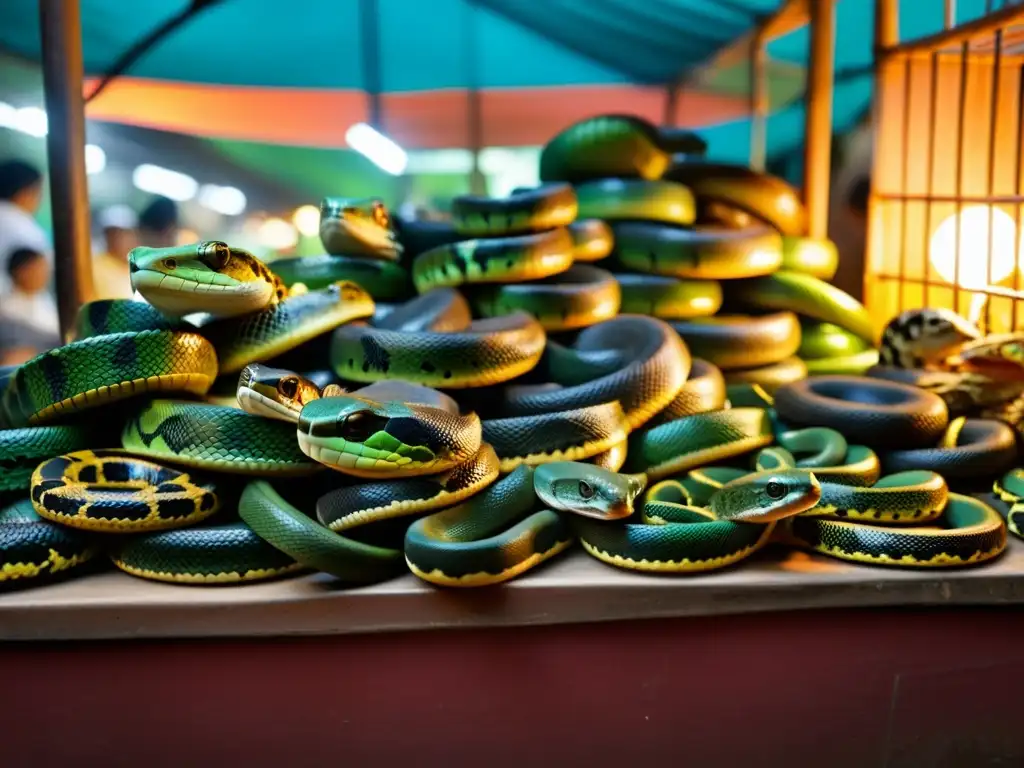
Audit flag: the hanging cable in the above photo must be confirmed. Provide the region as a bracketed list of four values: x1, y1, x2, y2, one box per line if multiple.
[86, 0, 224, 103]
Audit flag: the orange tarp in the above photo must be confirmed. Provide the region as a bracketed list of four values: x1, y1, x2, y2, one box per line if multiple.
[83, 77, 750, 149]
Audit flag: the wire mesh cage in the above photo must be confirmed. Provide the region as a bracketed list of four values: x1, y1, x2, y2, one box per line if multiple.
[865, 2, 1024, 334]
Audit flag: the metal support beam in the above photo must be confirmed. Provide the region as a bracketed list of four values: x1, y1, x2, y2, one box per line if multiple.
[359, 0, 383, 129]
[706, 0, 809, 71]
[677, 0, 807, 142]
[663, 83, 679, 126]
[39, 0, 94, 342]
[749, 31, 768, 171]
[464, 1, 486, 195]
[802, 0, 835, 239]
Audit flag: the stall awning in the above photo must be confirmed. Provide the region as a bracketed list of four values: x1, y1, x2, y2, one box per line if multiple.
[0, 0, 801, 149]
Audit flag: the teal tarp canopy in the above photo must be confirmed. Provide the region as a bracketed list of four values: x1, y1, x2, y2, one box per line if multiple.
[0, 0, 1013, 163]
[702, 0, 1014, 164]
[0, 0, 780, 89]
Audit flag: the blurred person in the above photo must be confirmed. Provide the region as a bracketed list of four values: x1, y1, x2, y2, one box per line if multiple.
[0, 247, 59, 337]
[0, 344, 40, 367]
[92, 205, 139, 300]
[137, 195, 180, 247]
[0, 319, 59, 365]
[847, 175, 870, 221]
[0, 159, 50, 294]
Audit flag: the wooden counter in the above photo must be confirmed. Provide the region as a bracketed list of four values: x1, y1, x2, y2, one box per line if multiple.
[4, 524, 1024, 642]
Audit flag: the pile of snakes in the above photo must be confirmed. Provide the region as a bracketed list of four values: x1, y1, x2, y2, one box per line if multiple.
[0, 113, 1019, 592]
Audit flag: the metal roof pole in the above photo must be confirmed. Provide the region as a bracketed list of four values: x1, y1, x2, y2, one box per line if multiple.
[359, 0, 383, 130]
[464, 1, 486, 195]
[802, 0, 835, 239]
[39, 0, 94, 341]
[749, 30, 768, 172]
[663, 83, 679, 126]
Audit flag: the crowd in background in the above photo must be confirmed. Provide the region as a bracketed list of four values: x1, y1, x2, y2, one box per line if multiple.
[0, 158, 181, 366]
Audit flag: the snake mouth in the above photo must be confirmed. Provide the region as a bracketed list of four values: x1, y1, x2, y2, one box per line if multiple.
[321, 218, 402, 259]
[130, 270, 273, 317]
[237, 386, 299, 424]
[295, 431, 443, 476]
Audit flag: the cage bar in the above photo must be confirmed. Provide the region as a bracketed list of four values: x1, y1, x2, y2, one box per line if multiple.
[865, 1, 1024, 335]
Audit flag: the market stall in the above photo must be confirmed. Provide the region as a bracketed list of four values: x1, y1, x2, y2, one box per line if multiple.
[4, 1, 1024, 764]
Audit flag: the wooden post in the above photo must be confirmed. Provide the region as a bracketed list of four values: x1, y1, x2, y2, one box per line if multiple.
[864, 0, 898, 304]
[802, 0, 836, 239]
[39, 0, 94, 341]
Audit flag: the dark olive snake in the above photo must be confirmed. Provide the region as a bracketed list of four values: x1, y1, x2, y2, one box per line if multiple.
[572, 425, 1005, 572]
[4, 114, 1010, 589]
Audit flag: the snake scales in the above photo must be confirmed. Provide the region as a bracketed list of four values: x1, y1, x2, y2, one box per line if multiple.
[0, 114, 1014, 589]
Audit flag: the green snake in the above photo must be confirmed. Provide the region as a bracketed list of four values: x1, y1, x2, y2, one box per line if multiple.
[571, 426, 1005, 572]
[2, 110, 1007, 588]
[569, 463, 823, 572]
[800, 321, 879, 376]
[469, 264, 621, 332]
[238, 367, 987, 583]
[7, 395, 1008, 586]
[450, 184, 578, 236]
[319, 197, 403, 260]
[330, 287, 547, 389]
[198, 279, 374, 374]
[669, 311, 801, 371]
[270, 254, 413, 302]
[3, 241, 373, 428]
[608, 221, 783, 279]
[128, 240, 288, 319]
[227, 370, 580, 585]
[0, 238, 391, 583]
[1, 424, 93, 494]
[221, 355, 676, 584]
[403, 462, 643, 586]
[992, 469, 1024, 541]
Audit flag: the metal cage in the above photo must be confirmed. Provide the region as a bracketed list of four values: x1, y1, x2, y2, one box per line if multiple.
[865, 1, 1024, 334]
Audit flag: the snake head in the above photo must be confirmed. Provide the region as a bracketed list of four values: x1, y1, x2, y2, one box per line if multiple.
[236, 364, 323, 423]
[879, 308, 982, 368]
[954, 333, 1024, 381]
[296, 396, 480, 477]
[533, 462, 646, 520]
[709, 469, 821, 523]
[319, 197, 403, 260]
[129, 240, 280, 318]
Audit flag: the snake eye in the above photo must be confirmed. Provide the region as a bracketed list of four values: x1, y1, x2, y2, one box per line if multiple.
[765, 481, 786, 500]
[278, 377, 298, 399]
[578, 481, 595, 499]
[213, 242, 230, 266]
[163, 258, 177, 270]
[339, 411, 376, 442]
[199, 241, 231, 270]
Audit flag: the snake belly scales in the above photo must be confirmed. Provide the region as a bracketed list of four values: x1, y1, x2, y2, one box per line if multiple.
[0, 114, 1012, 588]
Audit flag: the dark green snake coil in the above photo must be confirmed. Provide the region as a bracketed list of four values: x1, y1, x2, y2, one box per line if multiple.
[1, 112, 1001, 593]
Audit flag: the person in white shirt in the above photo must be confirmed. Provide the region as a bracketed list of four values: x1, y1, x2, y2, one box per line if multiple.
[0, 160, 50, 294]
[0, 247, 60, 337]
